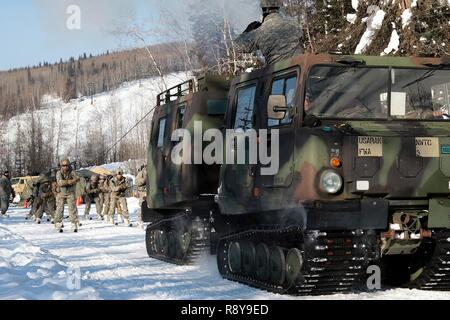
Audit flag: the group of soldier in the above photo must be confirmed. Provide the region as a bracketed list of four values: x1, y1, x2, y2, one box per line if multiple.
[1, 0, 292, 229]
[1, 159, 148, 234]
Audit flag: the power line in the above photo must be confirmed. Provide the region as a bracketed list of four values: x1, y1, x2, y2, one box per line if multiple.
[103, 79, 195, 161]
[103, 104, 157, 160]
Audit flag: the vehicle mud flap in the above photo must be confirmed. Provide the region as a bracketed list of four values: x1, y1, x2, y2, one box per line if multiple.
[141, 200, 163, 223]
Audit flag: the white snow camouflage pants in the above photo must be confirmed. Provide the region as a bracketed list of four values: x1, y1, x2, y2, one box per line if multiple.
[55, 193, 79, 226]
[108, 196, 129, 219]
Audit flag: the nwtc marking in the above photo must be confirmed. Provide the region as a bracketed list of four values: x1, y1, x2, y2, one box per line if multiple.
[416, 137, 440, 158]
[358, 137, 383, 157]
[442, 145, 450, 155]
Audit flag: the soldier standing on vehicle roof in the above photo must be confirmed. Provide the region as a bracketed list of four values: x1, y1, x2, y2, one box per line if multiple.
[84, 175, 103, 221]
[0, 171, 15, 218]
[34, 176, 56, 224]
[55, 159, 80, 233]
[235, 0, 303, 66]
[135, 164, 147, 229]
[108, 170, 131, 227]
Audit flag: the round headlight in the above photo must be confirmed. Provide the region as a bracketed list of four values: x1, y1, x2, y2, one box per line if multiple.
[320, 170, 343, 194]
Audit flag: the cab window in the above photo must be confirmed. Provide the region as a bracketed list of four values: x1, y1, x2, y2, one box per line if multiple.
[177, 105, 186, 129]
[234, 85, 257, 131]
[156, 118, 167, 148]
[268, 75, 298, 127]
[390, 68, 450, 120]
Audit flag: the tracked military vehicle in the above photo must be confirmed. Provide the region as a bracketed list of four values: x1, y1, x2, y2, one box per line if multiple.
[143, 54, 450, 295]
[144, 74, 231, 264]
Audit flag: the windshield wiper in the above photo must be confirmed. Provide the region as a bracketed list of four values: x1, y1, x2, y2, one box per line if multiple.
[335, 122, 357, 135]
[402, 69, 437, 89]
[336, 57, 367, 67]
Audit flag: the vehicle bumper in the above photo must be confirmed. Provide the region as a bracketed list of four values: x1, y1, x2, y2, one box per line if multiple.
[304, 199, 389, 230]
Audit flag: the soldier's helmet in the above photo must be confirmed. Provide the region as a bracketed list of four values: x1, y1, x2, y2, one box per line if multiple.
[60, 159, 71, 167]
[260, 0, 282, 10]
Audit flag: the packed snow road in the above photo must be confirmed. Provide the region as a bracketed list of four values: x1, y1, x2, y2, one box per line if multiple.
[1, 199, 450, 300]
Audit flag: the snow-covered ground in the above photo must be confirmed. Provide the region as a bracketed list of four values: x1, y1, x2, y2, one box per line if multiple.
[1, 199, 450, 300]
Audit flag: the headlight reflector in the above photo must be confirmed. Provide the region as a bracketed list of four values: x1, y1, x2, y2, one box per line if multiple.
[320, 170, 343, 194]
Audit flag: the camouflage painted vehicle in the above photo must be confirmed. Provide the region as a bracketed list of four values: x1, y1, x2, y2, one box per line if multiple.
[144, 74, 231, 263]
[143, 54, 450, 295]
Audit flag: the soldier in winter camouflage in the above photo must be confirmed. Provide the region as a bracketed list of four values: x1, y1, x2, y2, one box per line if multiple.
[34, 176, 56, 224]
[97, 175, 106, 215]
[55, 159, 80, 233]
[25, 180, 40, 220]
[103, 174, 124, 222]
[115, 194, 123, 218]
[0, 171, 15, 218]
[135, 164, 147, 228]
[30, 178, 44, 223]
[236, 0, 303, 65]
[84, 174, 103, 220]
[100, 175, 112, 220]
[108, 170, 130, 226]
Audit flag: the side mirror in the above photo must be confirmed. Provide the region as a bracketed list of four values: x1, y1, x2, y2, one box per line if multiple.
[267, 95, 288, 120]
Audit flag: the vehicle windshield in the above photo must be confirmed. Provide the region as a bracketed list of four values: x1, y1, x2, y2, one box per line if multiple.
[11, 178, 20, 185]
[306, 66, 450, 120]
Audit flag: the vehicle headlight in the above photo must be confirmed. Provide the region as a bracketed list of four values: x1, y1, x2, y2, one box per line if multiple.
[319, 170, 343, 194]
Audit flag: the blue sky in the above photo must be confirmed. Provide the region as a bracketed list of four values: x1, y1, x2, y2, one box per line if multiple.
[0, 0, 260, 71]
[0, 0, 163, 71]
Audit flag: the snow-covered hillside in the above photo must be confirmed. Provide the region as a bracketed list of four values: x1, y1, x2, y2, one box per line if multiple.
[1, 72, 190, 162]
[2, 202, 450, 300]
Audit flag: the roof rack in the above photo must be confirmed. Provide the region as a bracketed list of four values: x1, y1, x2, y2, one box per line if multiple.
[157, 79, 196, 106]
